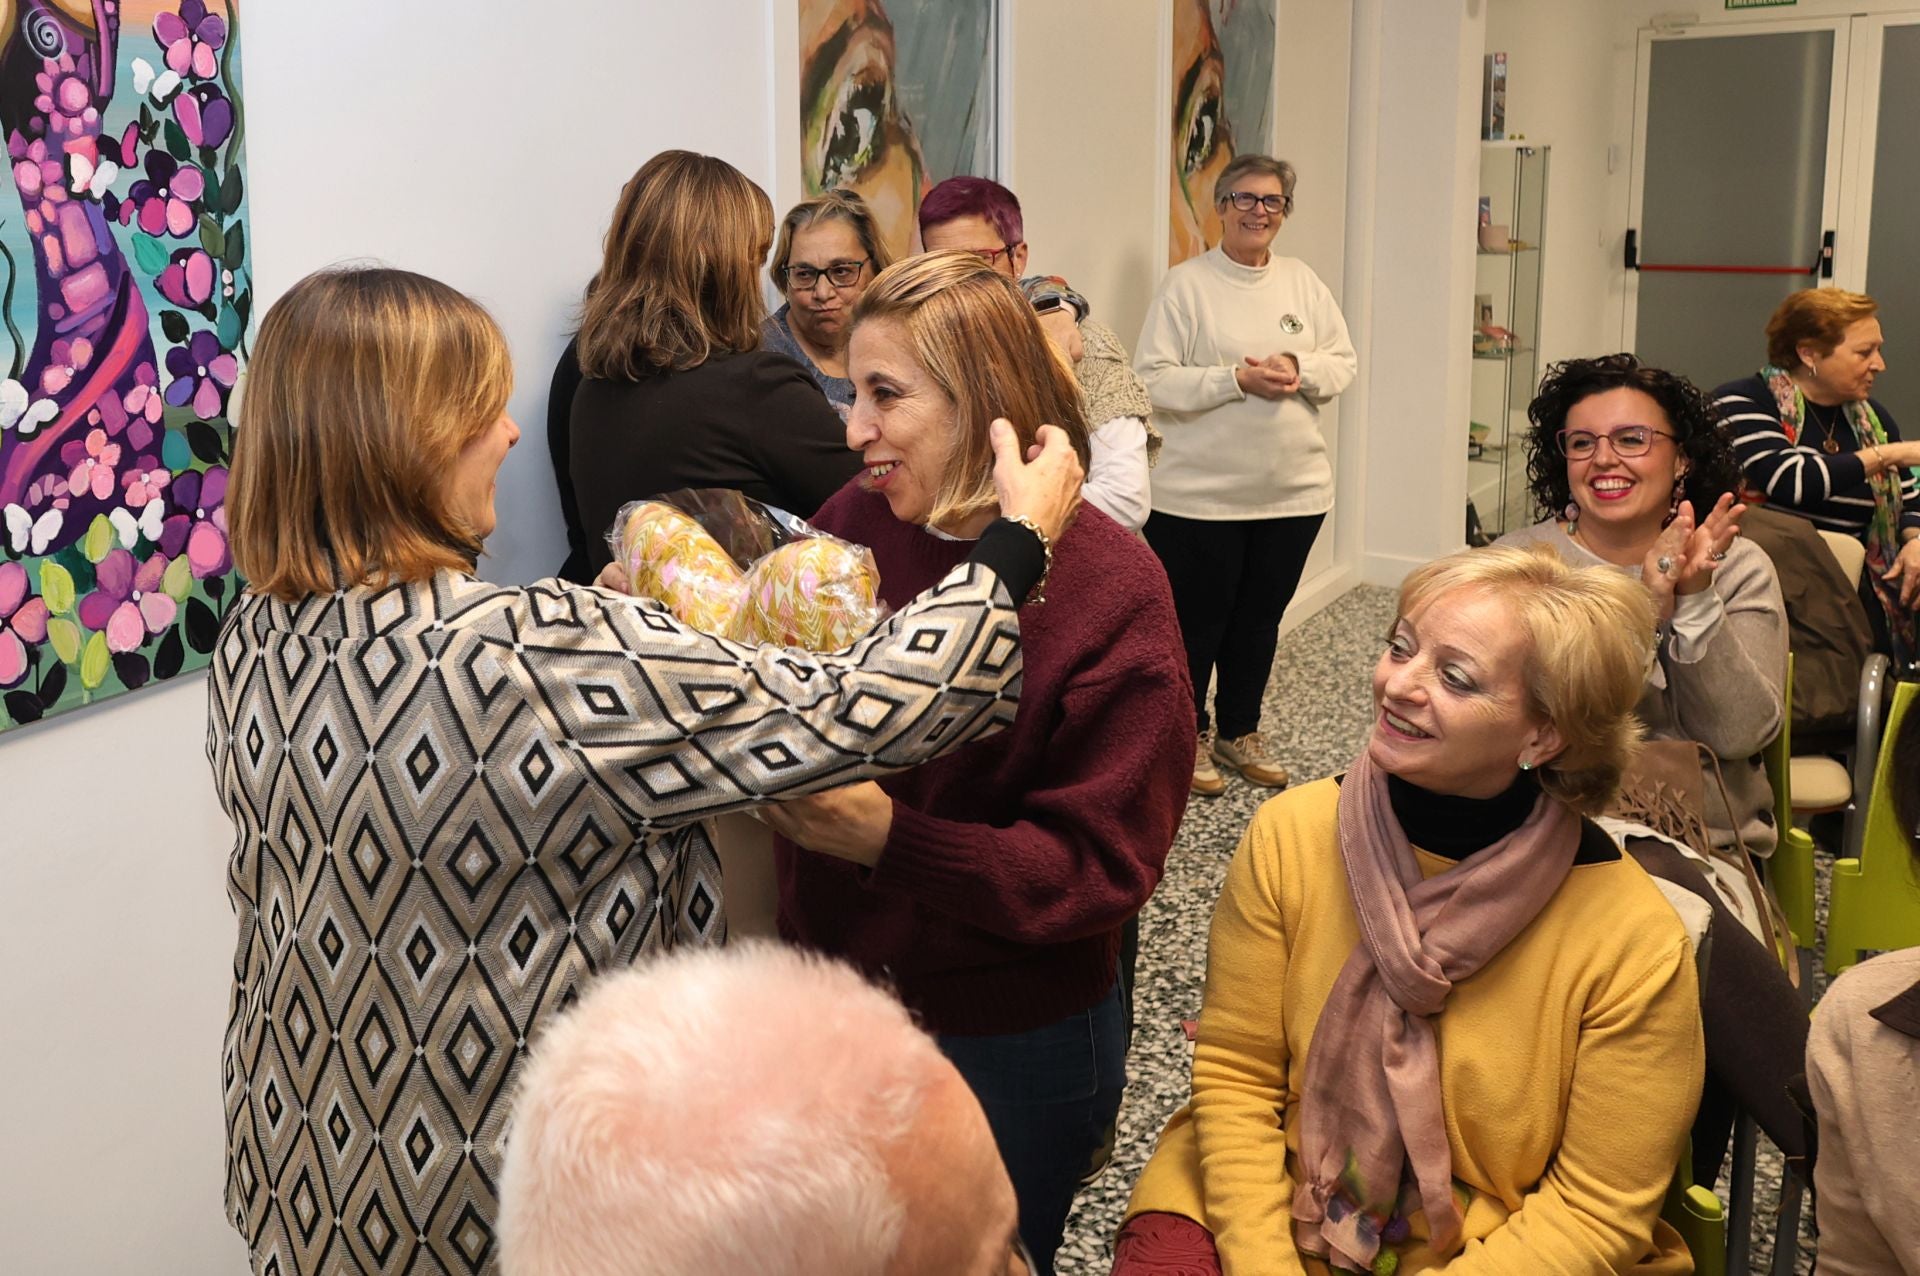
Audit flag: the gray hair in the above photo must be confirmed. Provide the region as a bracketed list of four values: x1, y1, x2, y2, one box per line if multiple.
[500, 943, 942, 1276]
[1215, 153, 1297, 216]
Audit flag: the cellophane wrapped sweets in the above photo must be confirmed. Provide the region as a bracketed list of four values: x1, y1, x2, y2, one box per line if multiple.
[607, 489, 885, 653]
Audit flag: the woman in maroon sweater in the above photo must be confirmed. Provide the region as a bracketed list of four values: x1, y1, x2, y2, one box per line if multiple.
[761, 252, 1195, 1274]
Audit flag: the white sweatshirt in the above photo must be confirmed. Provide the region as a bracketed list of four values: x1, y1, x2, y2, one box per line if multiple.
[1133, 247, 1356, 520]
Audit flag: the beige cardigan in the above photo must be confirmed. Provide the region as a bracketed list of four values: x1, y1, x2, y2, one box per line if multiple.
[1808, 947, 1920, 1275]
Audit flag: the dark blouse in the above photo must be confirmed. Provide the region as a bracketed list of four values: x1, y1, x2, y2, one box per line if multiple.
[562, 343, 863, 577]
[1714, 373, 1920, 539]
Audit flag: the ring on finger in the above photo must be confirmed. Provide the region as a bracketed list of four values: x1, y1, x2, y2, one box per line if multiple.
[1657, 555, 1674, 574]
[1710, 550, 1727, 562]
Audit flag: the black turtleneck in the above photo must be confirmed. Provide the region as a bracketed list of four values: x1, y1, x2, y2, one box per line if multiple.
[1375, 770, 1619, 865]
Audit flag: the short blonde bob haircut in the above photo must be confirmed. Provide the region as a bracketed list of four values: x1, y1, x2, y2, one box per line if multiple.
[1766, 288, 1879, 370]
[1396, 542, 1655, 814]
[228, 267, 514, 603]
[578, 150, 774, 379]
[769, 189, 895, 296]
[850, 251, 1090, 530]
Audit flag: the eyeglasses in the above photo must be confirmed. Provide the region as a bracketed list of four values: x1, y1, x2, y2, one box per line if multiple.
[782, 258, 871, 290]
[1221, 191, 1289, 214]
[961, 244, 1020, 267]
[1555, 425, 1675, 460]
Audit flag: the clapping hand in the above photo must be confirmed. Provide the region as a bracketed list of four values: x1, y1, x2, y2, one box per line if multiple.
[1642, 493, 1745, 624]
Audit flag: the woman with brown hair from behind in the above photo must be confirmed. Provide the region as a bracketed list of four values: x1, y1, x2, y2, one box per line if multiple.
[550, 150, 863, 581]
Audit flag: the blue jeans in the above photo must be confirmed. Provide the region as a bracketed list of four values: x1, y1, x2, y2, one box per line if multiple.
[937, 982, 1128, 1276]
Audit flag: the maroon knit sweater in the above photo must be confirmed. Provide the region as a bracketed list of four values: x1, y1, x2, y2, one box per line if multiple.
[775, 484, 1195, 1036]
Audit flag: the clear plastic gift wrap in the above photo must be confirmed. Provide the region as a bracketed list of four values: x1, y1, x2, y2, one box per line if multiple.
[607, 489, 885, 652]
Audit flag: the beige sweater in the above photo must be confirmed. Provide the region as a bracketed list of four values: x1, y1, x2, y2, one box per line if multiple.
[1134, 247, 1355, 520]
[1808, 947, 1920, 1275]
[1498, 521, 1786, 858]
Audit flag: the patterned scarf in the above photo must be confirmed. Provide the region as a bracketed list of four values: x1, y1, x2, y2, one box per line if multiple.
[1762, 364, 1915, 667]
[1290, 751, 1580, 1272]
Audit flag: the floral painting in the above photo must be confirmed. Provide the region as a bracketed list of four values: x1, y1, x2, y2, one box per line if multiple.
[0, 0, 246, 733]
[799, 0, 997, 261]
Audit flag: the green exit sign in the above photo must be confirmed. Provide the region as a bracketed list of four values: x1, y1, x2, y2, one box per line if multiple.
[1727, 0, 1795, 8]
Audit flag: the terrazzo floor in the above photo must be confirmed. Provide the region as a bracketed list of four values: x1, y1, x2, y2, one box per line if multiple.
[1050, 583, 1824, 1276]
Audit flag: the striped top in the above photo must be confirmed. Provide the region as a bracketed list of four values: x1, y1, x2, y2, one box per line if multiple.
[1713, 373, 1920, 537]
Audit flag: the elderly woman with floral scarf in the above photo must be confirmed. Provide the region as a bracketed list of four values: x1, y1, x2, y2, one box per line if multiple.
[1112, 544, 1705, 1276]
[1713, 288, 1920, 674]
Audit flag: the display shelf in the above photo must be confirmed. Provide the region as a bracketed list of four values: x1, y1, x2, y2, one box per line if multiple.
[1467, 143, 1547, 541]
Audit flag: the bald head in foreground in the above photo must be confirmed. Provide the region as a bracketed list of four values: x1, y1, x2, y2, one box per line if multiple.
[499, 942, 1028, 1276]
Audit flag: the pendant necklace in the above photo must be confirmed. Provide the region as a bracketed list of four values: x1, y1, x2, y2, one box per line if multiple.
[1808, 401, 1844, 454]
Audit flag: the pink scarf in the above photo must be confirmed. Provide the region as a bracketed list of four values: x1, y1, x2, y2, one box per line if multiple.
[1290, 751, 1580, 1270]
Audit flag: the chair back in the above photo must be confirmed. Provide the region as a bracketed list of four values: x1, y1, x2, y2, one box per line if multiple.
[1763, 655, 1817, 948]
[1824, 679, 1920, 974]
[1816, 528, 1867, 586]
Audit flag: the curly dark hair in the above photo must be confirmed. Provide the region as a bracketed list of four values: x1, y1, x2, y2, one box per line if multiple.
[1524, 353, 1744, 523]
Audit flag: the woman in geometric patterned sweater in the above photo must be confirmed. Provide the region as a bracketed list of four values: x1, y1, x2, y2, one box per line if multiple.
[209, 266, 1082, 1275]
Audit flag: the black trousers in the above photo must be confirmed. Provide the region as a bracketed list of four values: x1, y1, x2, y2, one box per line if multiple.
[1144, 511, 1326, 739]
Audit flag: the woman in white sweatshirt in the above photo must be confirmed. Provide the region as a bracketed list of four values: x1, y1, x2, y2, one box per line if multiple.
[1134, 153, 1357, 798]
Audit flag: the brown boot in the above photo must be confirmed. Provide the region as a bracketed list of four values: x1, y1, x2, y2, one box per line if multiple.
[1191, 731, 1226, 797]
[1213, 731, 1291, 789]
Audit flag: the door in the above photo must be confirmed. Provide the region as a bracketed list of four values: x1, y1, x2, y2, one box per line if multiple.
[1838, 13, 1920, 427]
[1625, 22, 1848, 392]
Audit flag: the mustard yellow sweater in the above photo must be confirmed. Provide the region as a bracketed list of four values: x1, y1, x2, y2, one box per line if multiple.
[1127, 778, 1706, 1275]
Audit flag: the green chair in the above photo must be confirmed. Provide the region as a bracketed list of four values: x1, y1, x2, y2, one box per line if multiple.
[1661, 889, 1726, 1276]
[1825, 678, 1920, 975]
[1763, 654, 1820, 957]
[1665, 1155, 1727, 1276]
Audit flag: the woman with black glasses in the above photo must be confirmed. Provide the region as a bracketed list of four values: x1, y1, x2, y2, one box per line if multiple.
[1134, 153, 1357, 799]
[1499, 353, 1808, 1194]
[764, 190, 892, 414]
[552, 152, 863, 581]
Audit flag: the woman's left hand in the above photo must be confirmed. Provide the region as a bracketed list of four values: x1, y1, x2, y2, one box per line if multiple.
[1883, 536, 1920, 609]
[1643, 493, 1745, 621]
[756, 781, 893, 867]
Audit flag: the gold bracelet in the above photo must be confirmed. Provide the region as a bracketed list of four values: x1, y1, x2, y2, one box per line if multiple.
[1000, 514, 1053, 604]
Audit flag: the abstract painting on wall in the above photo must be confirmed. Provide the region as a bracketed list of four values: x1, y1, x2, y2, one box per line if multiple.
[799, 0, 997, 261]
[1170, 0, 1276, 265]
[0, 0, 247, 733]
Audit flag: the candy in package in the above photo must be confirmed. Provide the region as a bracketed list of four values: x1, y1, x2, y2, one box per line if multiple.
[607, 488, 885, 652]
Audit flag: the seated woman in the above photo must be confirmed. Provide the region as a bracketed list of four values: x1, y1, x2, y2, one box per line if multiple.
[1808, 693, 1920, 1272]
[557, 150, 863, 579]
[762, 189, 892, 413]
[1499, 354, 1806, 1186]
[762, 252, 1195, 1276]
[1713, 288, 1920, 673]
[1115, 543, 1704, 1275]
[213, 265, 1083, 1276]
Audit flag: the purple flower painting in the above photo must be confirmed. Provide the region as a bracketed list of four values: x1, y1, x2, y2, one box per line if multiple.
[0, 0, 247, 732]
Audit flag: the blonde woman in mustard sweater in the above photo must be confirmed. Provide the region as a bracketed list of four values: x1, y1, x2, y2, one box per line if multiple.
[1113, 544, 1705, 1276]
[1134, 153, 1356, 799]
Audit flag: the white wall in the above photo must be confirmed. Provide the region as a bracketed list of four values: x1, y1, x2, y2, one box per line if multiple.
[0, 4, 777, 1272]
[1351, 0, 1488, 584]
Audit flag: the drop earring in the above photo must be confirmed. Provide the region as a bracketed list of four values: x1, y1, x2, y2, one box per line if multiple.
[1563, 501, 1579, 538]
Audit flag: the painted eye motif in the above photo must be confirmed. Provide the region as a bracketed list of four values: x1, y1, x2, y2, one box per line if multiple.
[1180, 88, 1222, 181]
[817, 68, 891, 191]
[26, 8, 66, 59]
